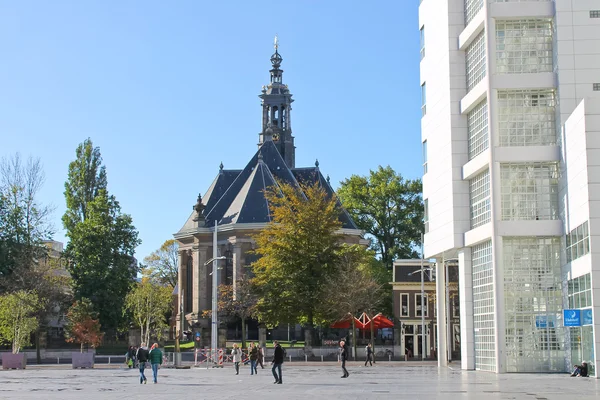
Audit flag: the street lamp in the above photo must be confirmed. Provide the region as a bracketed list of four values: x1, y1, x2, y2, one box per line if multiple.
[204, 220, 226, 366]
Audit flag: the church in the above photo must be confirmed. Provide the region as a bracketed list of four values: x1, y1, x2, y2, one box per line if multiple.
[173, 38, 365, 346]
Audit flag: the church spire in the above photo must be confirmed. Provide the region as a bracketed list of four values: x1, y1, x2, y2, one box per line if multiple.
[258, 36, 296, 168]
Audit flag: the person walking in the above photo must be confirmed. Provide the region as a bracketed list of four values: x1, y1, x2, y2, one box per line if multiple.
[364, 343, 373, 367]
[136, 343, 149, 384]
[257, 344, 265, 369]
[231, 344, 242, 375]
[271, 340, 284, 384]
[148, 343, 163, 384]
[249, 342, 259, 375]
[340, 340, 349, 378]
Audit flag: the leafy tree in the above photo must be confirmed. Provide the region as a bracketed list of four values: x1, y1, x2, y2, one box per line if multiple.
[203, 275, 257, 349]
[337, 165, 423, 269]
[143, 239, 178, 288]
[252, 181, 342, 347]
[124, 279, 172, 344]
[64, 298, 104, 352]
[0, 154, 54, 280]
[322, 244, 382, 359]
[63, 139, 141, 331]
[0, 290, 41, 353]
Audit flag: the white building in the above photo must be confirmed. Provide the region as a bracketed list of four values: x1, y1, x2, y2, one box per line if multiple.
[419, 0, 600, 374]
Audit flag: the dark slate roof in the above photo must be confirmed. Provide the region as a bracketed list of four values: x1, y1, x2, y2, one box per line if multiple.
[199, 140, 358, 229]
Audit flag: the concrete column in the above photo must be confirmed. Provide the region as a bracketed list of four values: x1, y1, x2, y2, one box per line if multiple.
[177, 250, 184, 336]
[192, 246, 199, 315]
[197, 246, 209, 313]
[232, 243, 243, 300]
[194, 246, 209, 315]
[436, 258, 448, 368]
[458, 248, 475, 370]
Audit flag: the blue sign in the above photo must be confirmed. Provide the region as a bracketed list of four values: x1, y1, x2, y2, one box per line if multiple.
[536, 315, 556, 328]
[564, 309, 581, 327]
[582, 309, 593, 326]
[195, 332, 201, 337]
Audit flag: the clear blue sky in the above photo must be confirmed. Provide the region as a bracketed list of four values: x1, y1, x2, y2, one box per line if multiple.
[0, 0, 422, 261]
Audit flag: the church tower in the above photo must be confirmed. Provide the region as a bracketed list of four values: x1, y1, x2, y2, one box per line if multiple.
[258, 36, 295, 168]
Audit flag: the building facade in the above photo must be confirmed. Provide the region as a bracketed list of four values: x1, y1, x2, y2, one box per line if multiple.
[392, 260, 460, 360]
[173, 40, 365, 346]
[419, 0, 600, 374]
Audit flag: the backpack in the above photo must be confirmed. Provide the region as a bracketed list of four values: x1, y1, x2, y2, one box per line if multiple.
[282, 347, 287, 357]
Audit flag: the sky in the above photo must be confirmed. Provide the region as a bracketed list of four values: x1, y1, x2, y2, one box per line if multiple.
[0, 0, 422, 261]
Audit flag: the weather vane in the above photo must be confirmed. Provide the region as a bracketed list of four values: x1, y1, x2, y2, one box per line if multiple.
[274, 34, 279, 51]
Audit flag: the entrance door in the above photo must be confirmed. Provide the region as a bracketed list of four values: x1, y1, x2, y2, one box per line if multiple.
[405, 335, 414, 358]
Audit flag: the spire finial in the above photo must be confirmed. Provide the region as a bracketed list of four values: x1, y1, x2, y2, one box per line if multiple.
[315, 159, 319, 168]
[326, 175, 330, 184]
[274, 34, 279, 51]
[219, 161, 224, 171]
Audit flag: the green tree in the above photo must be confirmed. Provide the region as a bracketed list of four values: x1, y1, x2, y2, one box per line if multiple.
[252, 181, 342, 348]
[63, 139, 141, 331]
[64, 298, 104, 352]
[0, 290, 40, 353]
[337, 165, 423, 269]
[322, 244, 383, 359]
[143, 239, 178, 288]
[124, 279, 172, 344]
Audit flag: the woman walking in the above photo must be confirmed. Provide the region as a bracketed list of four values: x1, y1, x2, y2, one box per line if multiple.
[249, 342, 259, 375]
[231, 344, 242, 375]
[136, 343, 149, 384]
[149, 343, 163, 384]
[340, 340, 349, 378]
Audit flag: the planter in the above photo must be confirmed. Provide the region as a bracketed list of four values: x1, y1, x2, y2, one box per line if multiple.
[2, 352, 27, 369]
[72, 352, 95, 369]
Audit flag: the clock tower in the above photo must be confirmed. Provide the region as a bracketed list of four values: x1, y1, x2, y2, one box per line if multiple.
[258, 36, 296, 168]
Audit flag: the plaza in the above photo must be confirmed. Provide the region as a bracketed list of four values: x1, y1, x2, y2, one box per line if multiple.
[1, 363, 599, 400]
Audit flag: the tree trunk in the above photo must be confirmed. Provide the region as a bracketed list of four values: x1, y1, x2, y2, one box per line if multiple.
[351, 318, 357, 361]
[35, 328, 41, 364]
[304, 326, 313, 350]
[80, 342, 84, 353]
[241, 318, 247, 350]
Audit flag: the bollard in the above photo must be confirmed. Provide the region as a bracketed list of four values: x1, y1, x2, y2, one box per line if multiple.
[289, 355, 292, 363]
[389, 354, 391, 362]
[57, 357, 60, 364]
[305, 354, 307, 362]
[321, 355, 323, 362]
[108, 356, 111, 365]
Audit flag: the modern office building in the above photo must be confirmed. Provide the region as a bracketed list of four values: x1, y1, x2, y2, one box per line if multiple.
[419, 0, 600, 374]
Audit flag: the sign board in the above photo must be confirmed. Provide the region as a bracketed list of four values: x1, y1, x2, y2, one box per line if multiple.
[536, 315, 556, 328]
[564, 309, 581, 327]
[195, 332, 201, 337]
[582, 309, 593, 326]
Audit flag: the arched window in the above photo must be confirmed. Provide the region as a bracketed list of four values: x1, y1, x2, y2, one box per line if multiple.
[273, 106, 279, 126]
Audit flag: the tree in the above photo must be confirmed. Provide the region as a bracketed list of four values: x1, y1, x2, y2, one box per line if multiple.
[63, 139, 141, 331]
[143, 239, 178, 288]
[337, 165, 423, 269]
[64, 298, 104, 352]
[0, 290, 41, 353]
[124, 279, 172, 345]
[0, 154, 54, 280]
[252, 181, 342, 347]
[322, 244, 383, 360]
[205, 275, 257, 349]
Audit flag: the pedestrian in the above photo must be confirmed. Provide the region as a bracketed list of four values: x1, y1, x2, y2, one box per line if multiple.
[271, 340, 284, 384]
[148, 343, 163, 384]
[249, 342, 259, 375]
[364, 343, 373, 367]
[257, 344, 265, 369]
[136, 343, 149, 384]
[340, 340, 349, 378]
[570, 361, 589, 377]
[231, 344, 241, 375]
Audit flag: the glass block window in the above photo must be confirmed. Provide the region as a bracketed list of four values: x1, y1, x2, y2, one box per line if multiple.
[593, 83, 600, 91]
[496, 20, 553, 74]
[472, 240, 496, 372]
[500, 163, 559, 221]
[498, 90, 557, 146]
[416, 293, 428, 317]
[568, 274, 592, 309]
[420, 26, 425, 60]
[503, 237, 565, 372]
[421, 82, 427, 117]
[591, 10, 600, 18]
[566, 221, 590, 263]
[424, 199, 429, 233]
[401, 293, 410, 317]
[470, 170, 491, 229]
[468, 100, 488, 159]
[466, 30, 487, 91]
[465, 0, 483, 25]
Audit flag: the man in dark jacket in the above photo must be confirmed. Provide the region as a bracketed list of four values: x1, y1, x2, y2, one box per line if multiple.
[271, 340, 284, 384]
[340, 340, 349, 378]
[136, 343, 149, 384]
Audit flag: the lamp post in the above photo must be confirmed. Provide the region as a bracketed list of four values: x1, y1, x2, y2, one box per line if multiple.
[204, 220, 226, 366]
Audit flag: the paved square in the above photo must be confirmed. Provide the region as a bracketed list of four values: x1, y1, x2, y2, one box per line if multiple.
[1, 362, 599, 399]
